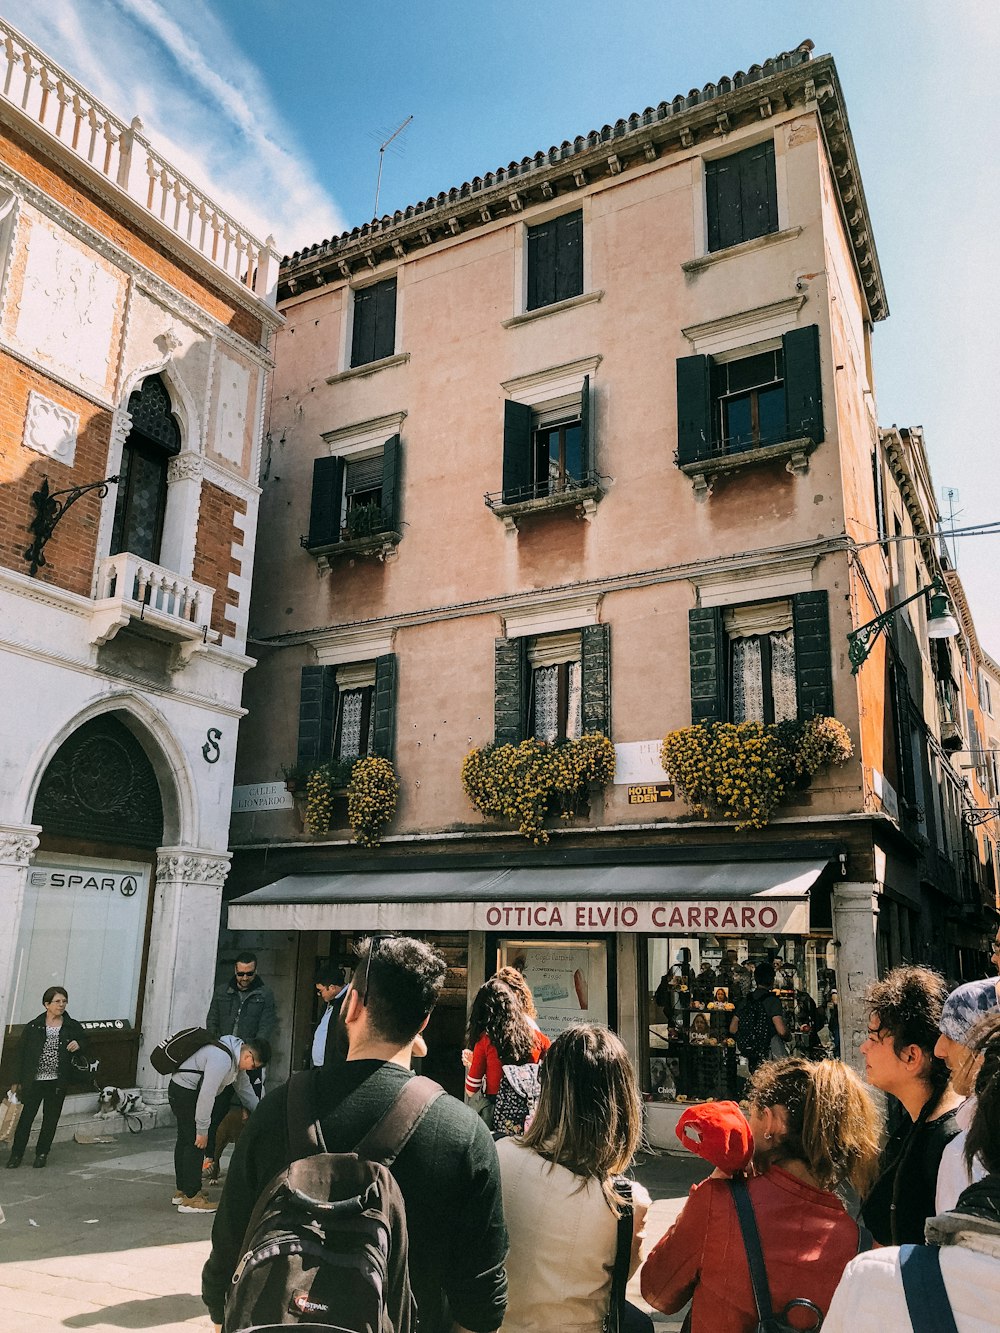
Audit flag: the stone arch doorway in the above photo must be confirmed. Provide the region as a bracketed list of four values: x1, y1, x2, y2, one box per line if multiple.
[4, 715, 168, 1088]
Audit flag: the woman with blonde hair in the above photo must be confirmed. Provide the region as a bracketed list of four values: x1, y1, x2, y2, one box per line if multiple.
[496, 1023, 652, 1332]
[641, 1057, 880, 1332]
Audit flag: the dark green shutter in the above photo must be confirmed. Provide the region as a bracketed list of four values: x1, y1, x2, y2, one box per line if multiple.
[381, 434, 401, 532]
[502, 400, 533, 503]
[689, 606, 727, 725]
[351, 285, 376, 367]
[792, 590, 834, 718]
[495, 637, 528, 744]
[373, 278, 397, 362]
[554, 210, 583, 303]
[307, 456, 344, 548]
[891, 663, 916, 803]
[371, 653, 398, 760]
[741, 139, 778, 241]
[581, 623, 611, 735]
[527, 218, 554, 311]
[580, 375, 592, 478]
[783, 325, 824, 444]
[706, 155, 740, 252]
[297, 665, 337, 765]
[676, 355, 712, 465]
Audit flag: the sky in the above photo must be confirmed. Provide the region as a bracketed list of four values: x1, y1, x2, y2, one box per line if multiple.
[5, 0, 1000, 654]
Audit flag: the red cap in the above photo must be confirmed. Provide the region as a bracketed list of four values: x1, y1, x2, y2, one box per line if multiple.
[675, 1100, 754, 1173]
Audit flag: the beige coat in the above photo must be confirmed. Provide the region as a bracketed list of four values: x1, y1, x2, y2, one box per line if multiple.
[496, 1137, 649, 1333]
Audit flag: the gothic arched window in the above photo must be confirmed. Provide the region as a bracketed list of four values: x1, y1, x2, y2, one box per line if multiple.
[110, 375, 181, 561]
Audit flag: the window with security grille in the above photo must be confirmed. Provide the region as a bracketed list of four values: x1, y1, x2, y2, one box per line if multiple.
[111, 375, 181, 561]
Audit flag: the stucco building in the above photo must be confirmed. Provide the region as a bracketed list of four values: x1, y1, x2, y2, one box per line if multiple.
[226, 41, 994, 1133]
[0, 19, 280, 1107]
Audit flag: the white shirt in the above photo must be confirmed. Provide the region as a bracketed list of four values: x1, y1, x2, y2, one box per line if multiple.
[935, 1096, 986, 1214]
[311, 1005, 332, 1067]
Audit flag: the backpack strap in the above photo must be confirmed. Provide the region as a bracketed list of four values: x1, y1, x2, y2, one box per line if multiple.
[176, 1040, 237, 1077]
[606, 1178, 634, 1333]
[729, 1177, 774, 1325]
[899, 1244, 959, 1333]
[355, 1074, 443, 1166]
[286, 1068, 326, 1159]
[856, 1222, 875, 1253]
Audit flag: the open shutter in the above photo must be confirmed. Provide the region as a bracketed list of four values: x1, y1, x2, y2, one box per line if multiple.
[381, 434, 401, 533]
[502, 400, 533, 503]
[580, 375, 592, 479]
[307, 456, 344, 548]
[792, 591, 834, 719]
[495, 637, 528, 745]
[297, 665, 337, 766]
[891, 663, 916, 804]
[689, 606, 727, 725]
[373, 278, 397, 362]
[581, 623, 611, 735]
[371, 653, 398, 760]
[676, 355, 712, 465]
[783, 325, 824, 444]
[554, 209, 583, 303]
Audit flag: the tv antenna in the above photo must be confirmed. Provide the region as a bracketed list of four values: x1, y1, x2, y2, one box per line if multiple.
[941, 486, 964, 567]
[373, 115, 413, 219]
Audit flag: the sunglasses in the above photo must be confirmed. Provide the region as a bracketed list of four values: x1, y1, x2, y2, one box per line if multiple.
[361, 934, 392, 1006]
[236, 968, 256, 977]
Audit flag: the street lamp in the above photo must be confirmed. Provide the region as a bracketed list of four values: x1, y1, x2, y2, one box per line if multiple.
[847, 577, 959, 675]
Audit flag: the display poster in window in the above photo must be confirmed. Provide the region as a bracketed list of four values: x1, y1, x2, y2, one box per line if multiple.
[500, 940, 608, 1038]
[11, 856, 151, 1026]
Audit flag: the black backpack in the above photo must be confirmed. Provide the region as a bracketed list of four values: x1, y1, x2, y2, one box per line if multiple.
[224, 1069, 442, 1333]
[735, 994, 773, 1073]
[149, 1026, 232, 1076]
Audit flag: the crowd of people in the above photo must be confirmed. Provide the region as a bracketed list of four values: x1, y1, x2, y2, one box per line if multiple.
[5, 936, 1000, 1331]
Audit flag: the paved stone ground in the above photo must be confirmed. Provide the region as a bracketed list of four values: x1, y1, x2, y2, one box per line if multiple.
[0, 1127, 700, 1331]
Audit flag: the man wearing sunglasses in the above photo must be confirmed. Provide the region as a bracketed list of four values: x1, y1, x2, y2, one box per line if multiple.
[204, 952, 277, 1172]
[203, 934, 508, 1333]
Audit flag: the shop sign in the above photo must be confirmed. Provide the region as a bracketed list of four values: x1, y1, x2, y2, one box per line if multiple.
[478, 898, 808, 935]
[613, 740, 671, 785]
[78, 1019, 132, 1031]
[627, 783, 675, 804]
[28, 868, 141, 897]
[232, 782, 293, 812]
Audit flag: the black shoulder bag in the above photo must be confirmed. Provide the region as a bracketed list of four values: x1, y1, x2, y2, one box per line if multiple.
[605, 1178, 653, 1333]
[729, 1177, 825, 1333]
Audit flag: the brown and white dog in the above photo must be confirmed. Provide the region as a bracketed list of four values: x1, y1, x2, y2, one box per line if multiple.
[94, 1086, 147, 1120]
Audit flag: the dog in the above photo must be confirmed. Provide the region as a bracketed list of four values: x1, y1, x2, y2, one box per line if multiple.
[94, 1086, 147, 1121]
[203, 1106, 246, 1183]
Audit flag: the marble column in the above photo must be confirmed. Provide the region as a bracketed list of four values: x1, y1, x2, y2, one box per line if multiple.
[0, 823, 41, 1059]
[137, 847, 230, 1102]
[832, 880, 881, 1076]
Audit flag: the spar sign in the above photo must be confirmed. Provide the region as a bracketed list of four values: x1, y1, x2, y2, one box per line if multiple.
[475, 898, 808, 935]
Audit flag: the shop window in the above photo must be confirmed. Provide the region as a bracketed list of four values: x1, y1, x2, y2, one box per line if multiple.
[296, 654, 397, 767]
[688, 591, 832, 727]
[498, 378, 593, 508]
[494, 623, 610, 745]
[676, 326, 823, 469]
[304, 434, 402, 554]
[645, 935, 836, 1102]
[110, 374, 181, 562]
[350, 276, 397, 368]
[526, 209, 583, 311]
[705, 139, 777, 253]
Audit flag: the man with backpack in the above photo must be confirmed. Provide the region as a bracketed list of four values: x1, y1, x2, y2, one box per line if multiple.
[201, 934, 508, 1333]
[168, 1033, 270, 1214]
[729, 962, 789, 1075]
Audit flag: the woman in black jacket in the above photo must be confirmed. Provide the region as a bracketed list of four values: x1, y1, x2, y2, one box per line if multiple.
[7, 985, 88, 1168]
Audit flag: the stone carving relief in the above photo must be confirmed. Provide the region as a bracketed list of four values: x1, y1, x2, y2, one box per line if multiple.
[156, 852, 230, 885]
[22, 390, 79, 466]
[166, 452, 205, 486]
[0, 830, 40, 865]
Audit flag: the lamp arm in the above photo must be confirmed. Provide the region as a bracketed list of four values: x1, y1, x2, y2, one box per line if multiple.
[846, 581, 937, 674]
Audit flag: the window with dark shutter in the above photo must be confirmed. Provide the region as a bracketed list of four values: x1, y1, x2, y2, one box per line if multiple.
[307, 456, 345, 550]
[706, 140, 777, 253]
[495, 637, 528, 745]
[297, 665, 338, 766]
[688, 606, 728, 725]
[371, 654, 398, 760]
[581, 623, 611, 735]
[351, 277, 397, 367]
[792, 591, 834, 719]
[527, 210, 583, 311]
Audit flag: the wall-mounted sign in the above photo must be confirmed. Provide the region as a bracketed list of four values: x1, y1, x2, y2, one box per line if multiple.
[478, 899, 807, 934]
[614, 740, 671, 785]
[628, 783, 675, 804]
[232, 782, 294, 813]
[78, 1019, 132, 1031]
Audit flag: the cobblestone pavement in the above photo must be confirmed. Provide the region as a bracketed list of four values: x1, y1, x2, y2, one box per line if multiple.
[0, 1127, 700, 1331]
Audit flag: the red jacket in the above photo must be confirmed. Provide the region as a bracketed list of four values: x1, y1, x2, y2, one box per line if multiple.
[465, 1031, 550, 1096]
[640, 1166, 869, 1332]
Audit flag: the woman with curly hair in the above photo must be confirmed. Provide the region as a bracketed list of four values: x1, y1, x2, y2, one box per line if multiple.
[641, 1056, 880, 1332]
[859, 965, 965, 1244]
[463, 976, 549, 1130]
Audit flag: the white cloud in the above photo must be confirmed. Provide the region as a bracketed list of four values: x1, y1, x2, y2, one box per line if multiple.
[0, 0, 343, 254]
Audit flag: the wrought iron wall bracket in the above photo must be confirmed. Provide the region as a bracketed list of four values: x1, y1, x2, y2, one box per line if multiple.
[963, 806, 999, 828]
[24, 474, 120, 576]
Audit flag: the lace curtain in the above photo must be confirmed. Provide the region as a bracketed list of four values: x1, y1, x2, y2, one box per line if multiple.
[337, 689, 374, 759]
[533, 662, 582, 742]
[731, 630, 797, 724]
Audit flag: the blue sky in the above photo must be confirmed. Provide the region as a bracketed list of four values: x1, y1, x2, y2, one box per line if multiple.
[6, 0, 1000, 655]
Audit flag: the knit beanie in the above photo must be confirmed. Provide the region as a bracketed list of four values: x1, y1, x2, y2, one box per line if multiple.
[938, 978, 1000, 1043]
[675, 1100, 754, 1172]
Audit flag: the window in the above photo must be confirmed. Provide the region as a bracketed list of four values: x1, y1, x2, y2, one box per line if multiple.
[494, 623, 610, 745]
[688, 592, 832, 727]
[705, 139, 778, 252]
[111, 375, 181, 561]
[676, 325, 823, 469]
[350, 277, 397, 368]
[305, 434, 401, 553]
[725, 603, 798, 726]
[499, 378, 592, 507]
[296, 655, 398, 768]
[333, 664, 376, 761]
[872, 446, 888, 551]
[978, 670, 993, 717]
[527, 210, 583, 311]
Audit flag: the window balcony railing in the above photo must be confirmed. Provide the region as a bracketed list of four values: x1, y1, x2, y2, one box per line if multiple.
[484, 471, 602, 532]
[90, 553, 216, 661]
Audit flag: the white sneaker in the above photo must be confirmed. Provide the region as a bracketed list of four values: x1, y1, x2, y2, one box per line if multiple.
[177, 1192, 217, 1213]
[171, 1190, 184, 1206]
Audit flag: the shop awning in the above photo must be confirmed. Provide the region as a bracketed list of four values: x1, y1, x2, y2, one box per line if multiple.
[226, 860, 826, 935]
